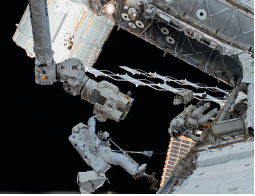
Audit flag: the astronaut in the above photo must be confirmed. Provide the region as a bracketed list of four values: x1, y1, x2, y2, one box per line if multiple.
[169, 102, 218, 142]
[69, 115, 147, 177]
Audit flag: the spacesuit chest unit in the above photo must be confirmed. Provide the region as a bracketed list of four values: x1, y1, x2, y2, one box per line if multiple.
[69, 122, 112, 175]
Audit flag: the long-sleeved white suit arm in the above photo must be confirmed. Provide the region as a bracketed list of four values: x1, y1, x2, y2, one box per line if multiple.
[87, 116, 97, 139]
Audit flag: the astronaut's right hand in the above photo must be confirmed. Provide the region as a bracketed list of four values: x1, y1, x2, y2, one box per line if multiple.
[35, 63, 56, 85]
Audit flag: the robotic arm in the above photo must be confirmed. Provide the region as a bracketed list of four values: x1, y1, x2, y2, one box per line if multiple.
[30, 0, 55, 85]
[35, 57, 134, 122]
[29, 0, 134, 122]
[29, 0, 53, 67]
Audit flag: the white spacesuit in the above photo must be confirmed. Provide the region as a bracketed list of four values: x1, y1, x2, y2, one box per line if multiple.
[69, 116, 147, 193]
[169, 102, 219, 142]
[69, 115, 147, 177]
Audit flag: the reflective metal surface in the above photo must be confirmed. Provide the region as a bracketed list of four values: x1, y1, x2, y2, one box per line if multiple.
[115, 1, 246, 85]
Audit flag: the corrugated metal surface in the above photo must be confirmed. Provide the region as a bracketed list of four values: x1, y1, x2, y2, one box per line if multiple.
[12, 0, 115, 66]
[70, 13, 114, 67]
[12, 5, 33, 52]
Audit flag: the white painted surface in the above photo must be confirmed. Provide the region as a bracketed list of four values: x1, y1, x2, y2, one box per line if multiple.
[173, 141, 254, 194]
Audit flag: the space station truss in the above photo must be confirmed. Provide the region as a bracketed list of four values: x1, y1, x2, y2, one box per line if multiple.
[87, 66, 229, 105]
[166, 0, 254, 52]
[160, 136, 196, 187]
[12, 0, 115, 67]
[115, 0, 253, 85]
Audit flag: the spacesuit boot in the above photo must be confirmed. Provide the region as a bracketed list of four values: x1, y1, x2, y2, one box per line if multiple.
[137, 164, 147, 173]
[129, 163, 147, 177]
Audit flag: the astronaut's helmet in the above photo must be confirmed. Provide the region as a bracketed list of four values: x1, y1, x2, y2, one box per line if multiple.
[82, 125, 89, 132]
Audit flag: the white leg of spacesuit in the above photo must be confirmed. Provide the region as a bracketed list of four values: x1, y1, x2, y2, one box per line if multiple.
[99, 150, 138, 175]
[198, 108, 218, 124]
[190, 102, 210, 118]
[188, 108, 218, 126]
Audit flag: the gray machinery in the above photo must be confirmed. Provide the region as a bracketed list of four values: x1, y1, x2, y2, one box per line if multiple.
[14, 0, 254, 87]
[113, 0, 254, 130]
[113, 0, 254, 132]
[23, 0, 134, 122]
[13, 0, 253, 129]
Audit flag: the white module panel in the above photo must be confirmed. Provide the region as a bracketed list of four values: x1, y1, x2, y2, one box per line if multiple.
[12, 0, 115, 67]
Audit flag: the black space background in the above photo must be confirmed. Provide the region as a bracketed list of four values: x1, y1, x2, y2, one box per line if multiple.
[2, 1, 231, 194]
